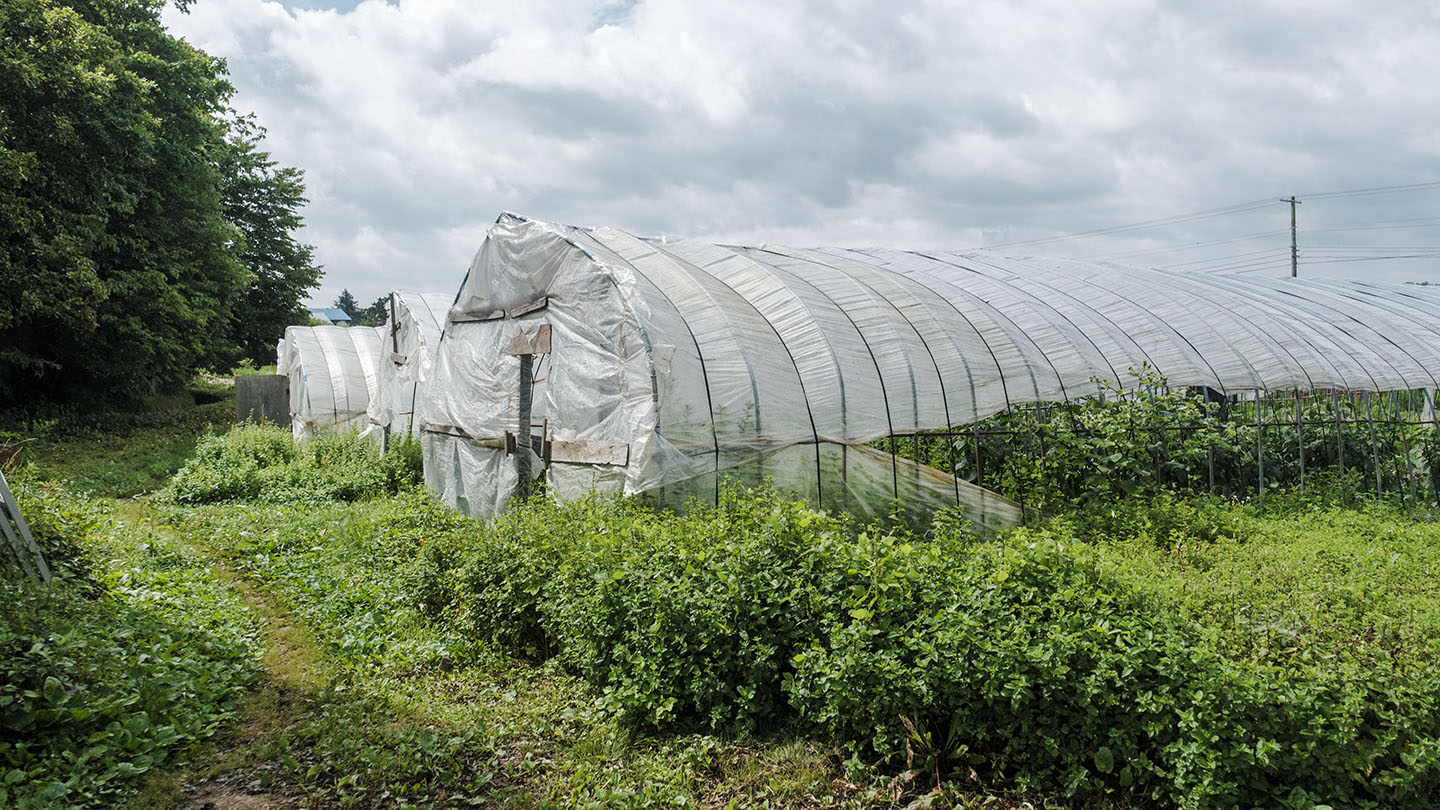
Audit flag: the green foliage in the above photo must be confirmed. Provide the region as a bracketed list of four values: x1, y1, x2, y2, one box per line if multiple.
[0, 484, 258, 809]
[883, 368, 1438, 513]
[161, 491, 860, 808]
[215, 118, 321, 368]
[158, 423, 420, 505]
[0, 0, 317, 405]
[406, 486, 1440, 809]
[0, 383, 235, 497]
[333, 289, 359, 320]
[344, 294, 391, 328]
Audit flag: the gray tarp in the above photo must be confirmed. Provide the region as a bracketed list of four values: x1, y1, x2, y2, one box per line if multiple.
[368, 291, 454, 441]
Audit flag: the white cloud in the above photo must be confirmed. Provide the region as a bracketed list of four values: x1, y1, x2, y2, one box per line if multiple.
[163, 0, 1440, 306]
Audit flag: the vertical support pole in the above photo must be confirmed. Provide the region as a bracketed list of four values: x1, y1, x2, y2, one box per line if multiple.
[973, 420, 983, 488]
[1256, 390, 1264, 501]
[1149, 387, 1162, 495]
[948, 428, 961, 507]
[888, 434, 899, 499]
[1296, 392, 1305, 494]
[1207, 442, 1216, 495]
[385, 294, 399, 453]
[1288, 195, 1300, 278]
[1429, 389, 1440, 507]
[1366, 392, 1382, 497]
[1206, 387, 1217, 495]
[1333, 389, 1345, 482]
[515, 353, 534, 501]
[1396, 391, 1416, 505]
[1037, 404, 1048, 501]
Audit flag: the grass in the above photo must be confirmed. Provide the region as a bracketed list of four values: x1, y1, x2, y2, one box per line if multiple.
[0, 484, 260, 810]
[17, 387, 1440, 809]
[2, 383, 238, 498]
[158, 494, 879, 809]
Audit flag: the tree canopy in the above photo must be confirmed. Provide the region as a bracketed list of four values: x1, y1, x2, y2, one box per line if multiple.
[0, 0, 320, 404]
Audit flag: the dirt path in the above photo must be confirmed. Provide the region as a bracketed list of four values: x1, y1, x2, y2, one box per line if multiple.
[123, 503, 324, 810]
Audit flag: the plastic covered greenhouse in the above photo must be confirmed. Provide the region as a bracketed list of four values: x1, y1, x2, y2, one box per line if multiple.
[277, 325, 384, 441]
[421, 213, 1440, 527]
[367, 291, 454, 443]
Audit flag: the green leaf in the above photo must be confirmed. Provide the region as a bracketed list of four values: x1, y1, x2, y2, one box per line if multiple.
[1093, 746, 1114, 774]
[42, 676, 64, 706]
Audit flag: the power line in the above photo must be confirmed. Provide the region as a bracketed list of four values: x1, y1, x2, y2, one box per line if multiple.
[1159, 247, 1286, 270]
[1304, 254, 1440, 265]
[1302, 216, 1440, 235]
[1301, 181, 1440, 200]
[979, 182, 1440, 254]
[1087, 229, 1288, 261]
[979, 198, 1279, 250]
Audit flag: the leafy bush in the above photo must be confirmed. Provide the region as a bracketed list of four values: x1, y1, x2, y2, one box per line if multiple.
[159, 423, 419, 504]
[417, 486, 1440, 808]
[880, 367, 1438, 512]
[788, 516, 1440, 808]
[0, 485, 259, 809]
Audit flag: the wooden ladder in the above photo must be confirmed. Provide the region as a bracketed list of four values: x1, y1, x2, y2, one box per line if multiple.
[1, 470, 51, 584]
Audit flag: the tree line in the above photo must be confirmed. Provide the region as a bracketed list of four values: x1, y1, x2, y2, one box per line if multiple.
[0, 0, 321, 405]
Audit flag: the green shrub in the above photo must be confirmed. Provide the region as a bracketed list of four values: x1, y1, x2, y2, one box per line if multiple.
[423, 486, 1440, 808]
[159, 424, 414, 504]
[165, 491, 478, 670]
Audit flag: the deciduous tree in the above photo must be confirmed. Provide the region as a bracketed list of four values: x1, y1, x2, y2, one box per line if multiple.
[0, 0, 320, 404]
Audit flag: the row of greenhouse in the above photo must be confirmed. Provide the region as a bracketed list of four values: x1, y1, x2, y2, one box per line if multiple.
[276, 213, 1440, 529]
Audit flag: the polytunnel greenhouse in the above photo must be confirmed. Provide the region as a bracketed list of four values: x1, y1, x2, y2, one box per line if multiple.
[420, 213, 1440, 527]
[368, 291, 454, 443]
[278, 324, 384, 441]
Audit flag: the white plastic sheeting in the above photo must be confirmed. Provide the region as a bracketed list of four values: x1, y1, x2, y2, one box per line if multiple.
[367, 291, 453, 441]
[422, 213, 1440, 524]
[277, 325, 384, 441]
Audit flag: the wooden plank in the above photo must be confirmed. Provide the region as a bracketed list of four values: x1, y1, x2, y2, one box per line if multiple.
[451, 297, 546, 324]
[450, 309, 505, 323]
[549, 439, 629, 466]
[509, 297, 549, 318]
[507, 323, 552, 356]
[420, 422, 507, 449]
[0, 471, 50, 585]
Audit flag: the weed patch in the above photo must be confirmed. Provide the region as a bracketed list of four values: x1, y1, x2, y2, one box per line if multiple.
[420, 488, 1440, 809]
[0, 480, 259, 809]
[158, 424, 421, 505]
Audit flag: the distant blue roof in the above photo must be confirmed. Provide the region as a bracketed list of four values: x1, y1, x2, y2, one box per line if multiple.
[309, 308, 353, 323]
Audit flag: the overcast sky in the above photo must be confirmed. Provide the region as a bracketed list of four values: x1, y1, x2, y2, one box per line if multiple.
[162, 0, 1440, 308]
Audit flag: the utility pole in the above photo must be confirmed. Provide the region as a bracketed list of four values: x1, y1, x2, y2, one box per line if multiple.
[1286, 195, 1301, 277]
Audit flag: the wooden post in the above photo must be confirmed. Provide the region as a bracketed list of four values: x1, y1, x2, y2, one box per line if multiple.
[515, 353, 533, 500]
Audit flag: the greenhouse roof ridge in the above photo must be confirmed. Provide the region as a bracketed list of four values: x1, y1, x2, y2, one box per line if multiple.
[458, 214, 1440, 410]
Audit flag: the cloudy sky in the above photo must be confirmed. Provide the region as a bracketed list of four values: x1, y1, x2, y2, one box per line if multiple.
[161, 0, 1440, 308]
